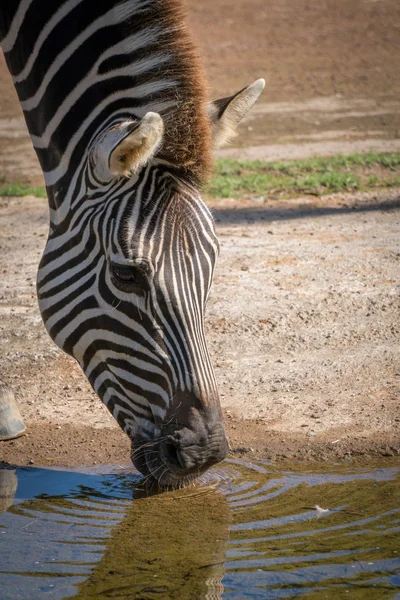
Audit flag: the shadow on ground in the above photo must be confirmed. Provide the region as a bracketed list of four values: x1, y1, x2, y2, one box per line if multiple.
[212, 196, 400, 225]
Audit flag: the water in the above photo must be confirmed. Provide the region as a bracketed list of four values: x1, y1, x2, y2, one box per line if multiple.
[0, 460, 399, 599]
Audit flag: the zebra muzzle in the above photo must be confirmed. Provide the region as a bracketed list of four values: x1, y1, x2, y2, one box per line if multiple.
[131, 413, 228, 487]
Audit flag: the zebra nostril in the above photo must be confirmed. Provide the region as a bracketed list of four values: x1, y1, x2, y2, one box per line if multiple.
[162, 441, 184, 469]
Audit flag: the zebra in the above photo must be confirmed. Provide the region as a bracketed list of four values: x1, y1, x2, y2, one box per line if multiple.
[0, 0, 264, 487]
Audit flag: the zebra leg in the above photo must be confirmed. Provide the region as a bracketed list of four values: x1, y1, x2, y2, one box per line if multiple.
[0, 378, 26, 441]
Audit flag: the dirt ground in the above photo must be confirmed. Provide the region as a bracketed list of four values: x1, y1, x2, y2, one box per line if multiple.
[0, 0, 399, 467]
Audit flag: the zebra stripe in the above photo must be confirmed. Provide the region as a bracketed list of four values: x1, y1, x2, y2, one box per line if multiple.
[1, 1, 227, 478]
[37, 162, 219, 436]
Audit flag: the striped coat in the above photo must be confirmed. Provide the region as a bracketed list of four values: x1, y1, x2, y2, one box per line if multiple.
[0, 0, 264, 486]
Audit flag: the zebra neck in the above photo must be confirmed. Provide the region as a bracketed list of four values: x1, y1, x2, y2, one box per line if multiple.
[0, 0, 213, 203]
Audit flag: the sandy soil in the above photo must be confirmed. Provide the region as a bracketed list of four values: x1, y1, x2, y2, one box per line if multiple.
[0, 0, 399, 467]
[0, 190, 399, 466]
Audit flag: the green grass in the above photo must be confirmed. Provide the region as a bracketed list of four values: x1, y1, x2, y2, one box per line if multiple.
[207, 152, 400, 199]
[0, 182, 47, 198]
[1, 152, 399, 201]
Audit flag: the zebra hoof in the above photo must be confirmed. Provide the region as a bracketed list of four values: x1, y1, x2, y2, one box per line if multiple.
[0, 380, 26, 441]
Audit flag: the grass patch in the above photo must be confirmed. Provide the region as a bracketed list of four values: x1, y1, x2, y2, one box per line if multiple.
[0, 152, 399, 201]
[208, 152, 400, 199]
[0, 182, 47, 198]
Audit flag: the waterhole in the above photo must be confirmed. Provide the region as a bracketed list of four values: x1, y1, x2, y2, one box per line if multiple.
[0, 460, 399, 599]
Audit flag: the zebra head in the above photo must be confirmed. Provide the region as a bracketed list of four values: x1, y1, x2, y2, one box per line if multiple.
[38, 80, 264, 487]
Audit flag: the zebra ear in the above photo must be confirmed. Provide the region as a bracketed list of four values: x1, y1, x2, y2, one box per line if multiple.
[92, 113, 164, 180]
[207, 79, 265, 149]
[109, 112, 164, 177]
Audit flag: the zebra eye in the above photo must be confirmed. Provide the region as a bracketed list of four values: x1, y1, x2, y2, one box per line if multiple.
[111, 265, 136, 282]
[110, 261, 149, 292]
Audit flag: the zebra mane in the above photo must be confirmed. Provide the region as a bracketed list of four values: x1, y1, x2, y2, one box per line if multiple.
[0, 0, 213, 187]
[132, 0, 213, 183]
[149, 0, 213, 182]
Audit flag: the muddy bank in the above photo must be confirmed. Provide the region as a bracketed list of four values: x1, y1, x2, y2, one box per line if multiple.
[1, 421, 399, 470]
[0, 190, 399, 467]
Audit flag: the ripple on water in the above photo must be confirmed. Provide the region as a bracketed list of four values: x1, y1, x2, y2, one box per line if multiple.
[0, 460, 399, 599]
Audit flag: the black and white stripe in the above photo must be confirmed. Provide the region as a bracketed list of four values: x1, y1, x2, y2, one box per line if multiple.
[0, 1, 220, 445]
[38, 163, 219, 440]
